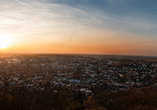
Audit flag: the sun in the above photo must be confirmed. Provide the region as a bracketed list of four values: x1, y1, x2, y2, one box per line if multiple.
[0, 35, 12, 49]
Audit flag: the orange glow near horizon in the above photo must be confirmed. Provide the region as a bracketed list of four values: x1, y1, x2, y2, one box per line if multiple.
[0, 31, 156, 56]
[0, 40, 155, 56]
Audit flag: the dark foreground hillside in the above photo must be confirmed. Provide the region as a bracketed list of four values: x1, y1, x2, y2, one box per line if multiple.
[0, 85, 157, 110]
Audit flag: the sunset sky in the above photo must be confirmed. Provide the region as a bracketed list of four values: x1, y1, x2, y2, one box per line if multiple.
[0, 0, 157, 56]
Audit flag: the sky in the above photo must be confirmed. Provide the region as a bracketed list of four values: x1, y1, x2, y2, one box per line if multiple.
[0, 0, 157, 56]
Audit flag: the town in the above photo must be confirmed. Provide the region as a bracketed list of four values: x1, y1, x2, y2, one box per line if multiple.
[0, 54, 157, 110]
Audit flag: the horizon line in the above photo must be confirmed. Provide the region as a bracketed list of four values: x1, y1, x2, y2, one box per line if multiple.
[0, 52, 157, 57]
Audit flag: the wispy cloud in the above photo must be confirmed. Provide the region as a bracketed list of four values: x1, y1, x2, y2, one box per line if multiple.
[15, 0, 32, 8]
[1, 0, 156, 38]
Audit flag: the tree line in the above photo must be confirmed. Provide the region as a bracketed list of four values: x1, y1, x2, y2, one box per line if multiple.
[0, 85, 157, 110]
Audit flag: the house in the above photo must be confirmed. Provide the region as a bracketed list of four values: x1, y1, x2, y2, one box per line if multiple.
[68, 78, 80, 83]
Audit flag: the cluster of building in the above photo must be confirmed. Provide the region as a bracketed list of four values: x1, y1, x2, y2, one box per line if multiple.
[0, 54, 157, 96]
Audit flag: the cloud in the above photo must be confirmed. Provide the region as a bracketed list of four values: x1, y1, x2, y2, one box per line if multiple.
[15, 0, 32, 8]
[1, 0, 157, 38]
